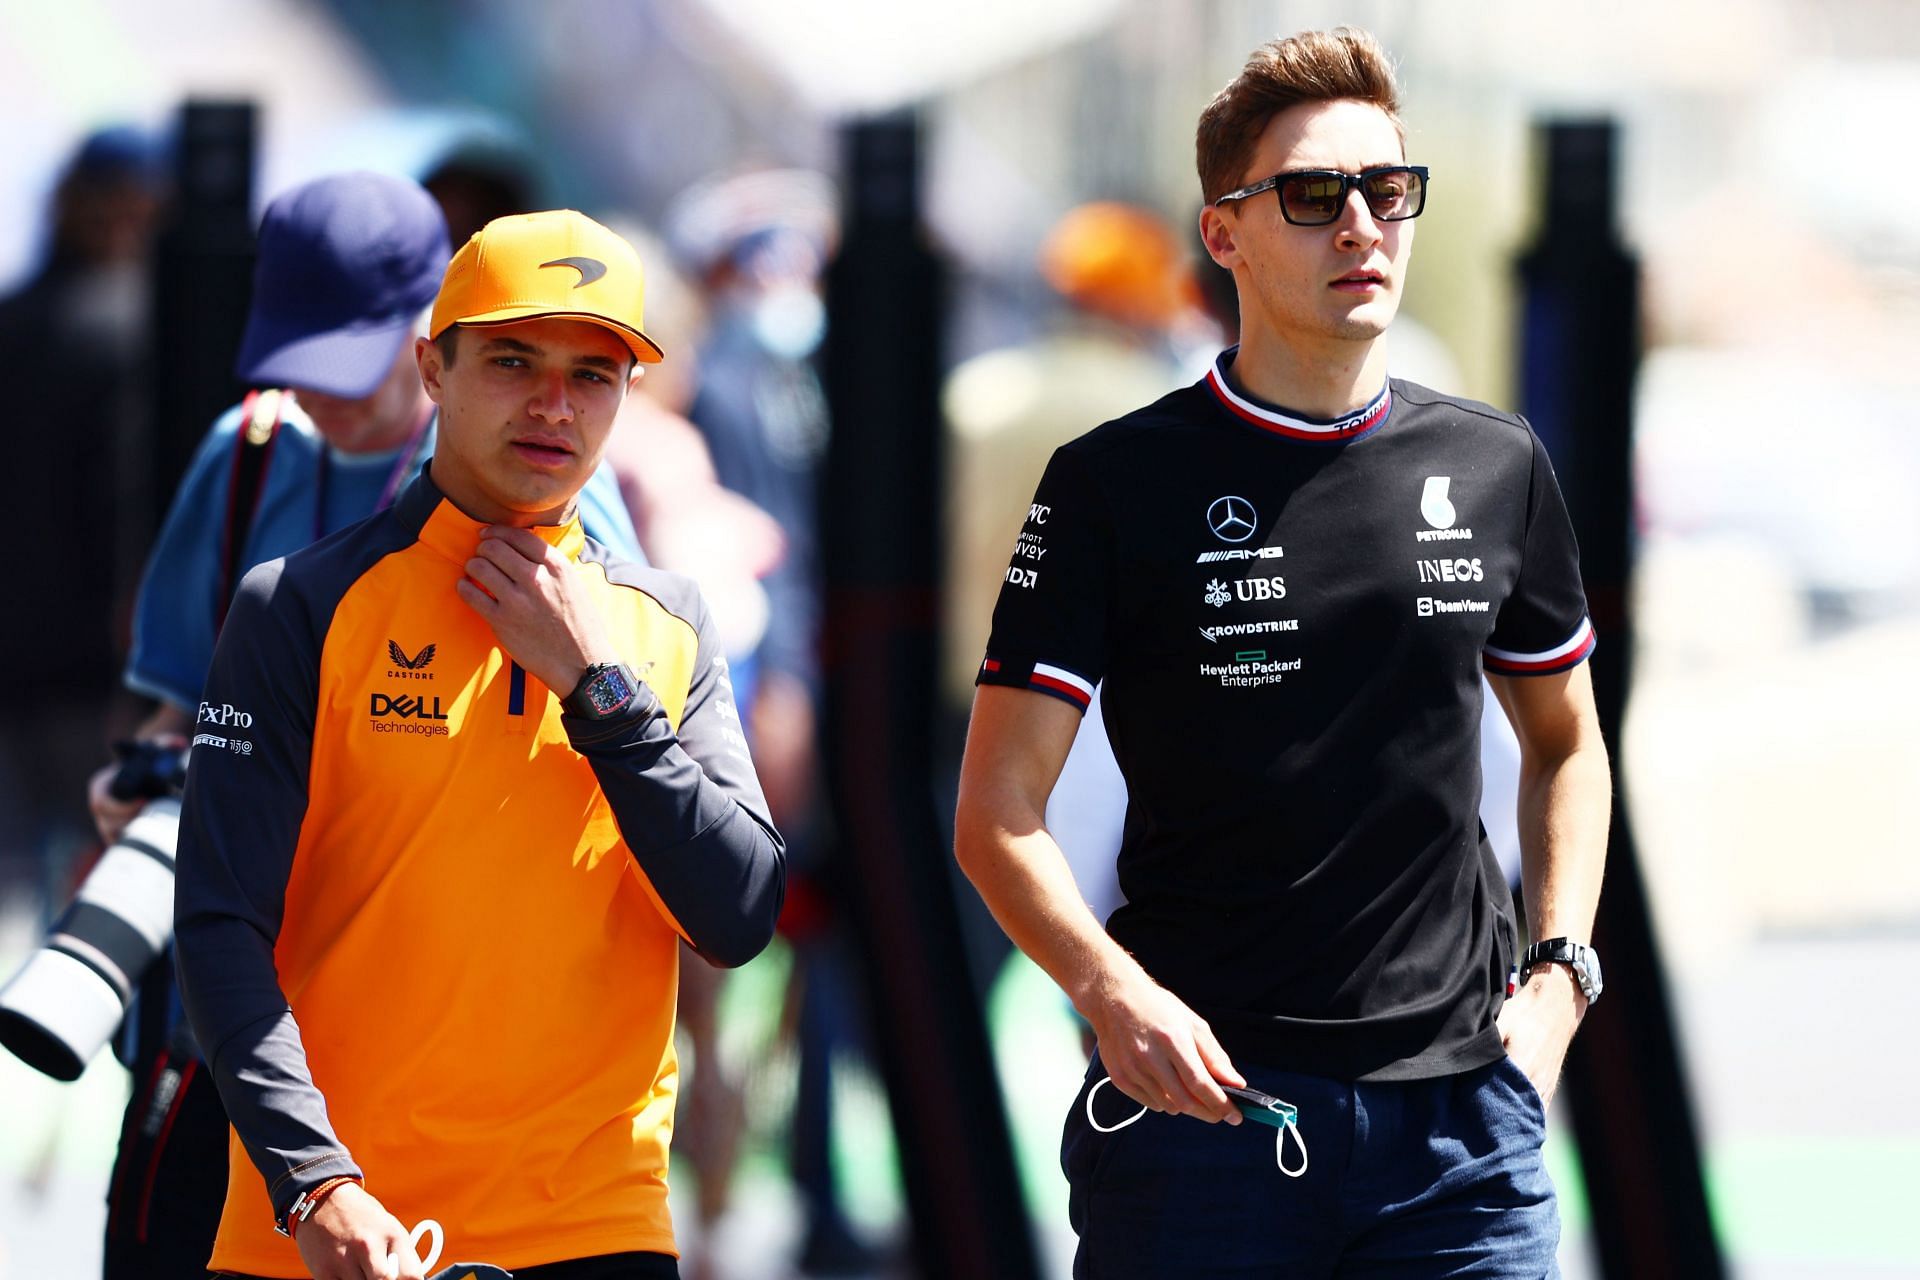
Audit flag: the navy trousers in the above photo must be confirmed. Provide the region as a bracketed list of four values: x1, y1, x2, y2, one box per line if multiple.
[1064, 1052, 1561, 1279]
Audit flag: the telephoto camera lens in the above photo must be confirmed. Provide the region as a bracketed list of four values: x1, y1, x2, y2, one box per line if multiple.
[0, 743, 185, 1081]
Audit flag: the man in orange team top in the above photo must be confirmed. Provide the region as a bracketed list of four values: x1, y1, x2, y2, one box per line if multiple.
[174, 210, 786, 1280]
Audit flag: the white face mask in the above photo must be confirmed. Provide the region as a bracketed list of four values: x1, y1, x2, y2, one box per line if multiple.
[750, 284, 827, 359]
[1084, 1074, 1310, 1177]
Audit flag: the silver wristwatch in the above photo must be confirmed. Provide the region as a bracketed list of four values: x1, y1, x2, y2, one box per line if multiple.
[1519, 937, 1603, 1004]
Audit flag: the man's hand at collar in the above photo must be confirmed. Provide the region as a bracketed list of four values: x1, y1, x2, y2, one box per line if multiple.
[457, 524, 620, 695]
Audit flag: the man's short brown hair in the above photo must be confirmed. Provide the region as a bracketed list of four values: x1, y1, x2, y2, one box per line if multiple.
[1195, 27, 1404, 205]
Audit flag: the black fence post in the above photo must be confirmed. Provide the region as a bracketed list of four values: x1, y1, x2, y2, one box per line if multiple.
[150, 100, 255, 513]
[820, 112, 1044, 1280]
[1516, 119, 1726, 1280]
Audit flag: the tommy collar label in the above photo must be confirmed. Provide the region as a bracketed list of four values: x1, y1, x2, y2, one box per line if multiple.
[1204, 348, 1391, 444]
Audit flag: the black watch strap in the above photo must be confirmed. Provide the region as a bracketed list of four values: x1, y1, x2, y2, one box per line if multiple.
[563, 662, 642, 720]
[1519, 936, 1603, 1003]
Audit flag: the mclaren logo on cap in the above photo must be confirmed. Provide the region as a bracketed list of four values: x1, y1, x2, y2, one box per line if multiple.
[540, 256, 608, 287]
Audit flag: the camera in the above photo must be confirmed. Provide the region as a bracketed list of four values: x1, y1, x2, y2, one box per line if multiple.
[0, 740, 187, 1081]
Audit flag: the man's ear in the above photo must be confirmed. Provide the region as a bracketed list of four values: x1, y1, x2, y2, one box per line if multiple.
[415, 336, 445, 405]
[1199, 204, 1241, 270]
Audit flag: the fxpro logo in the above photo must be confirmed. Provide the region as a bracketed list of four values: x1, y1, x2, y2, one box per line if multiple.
[1195, 546, 1284, 564]
[197, 702, 253, 728]
[1416, 558, 1483, 585]
[1198, 619, 1299, 643]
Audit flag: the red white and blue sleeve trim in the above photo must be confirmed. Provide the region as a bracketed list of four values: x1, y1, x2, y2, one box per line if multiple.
[978, 656, 1095, 711]
[1483, 617, 1597, 677]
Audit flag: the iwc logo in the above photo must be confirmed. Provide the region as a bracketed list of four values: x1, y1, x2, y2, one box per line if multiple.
[1206, 495, 1258, 544]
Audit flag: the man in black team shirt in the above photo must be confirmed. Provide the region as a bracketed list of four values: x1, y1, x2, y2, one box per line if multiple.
[956, 27, 1610, 1279]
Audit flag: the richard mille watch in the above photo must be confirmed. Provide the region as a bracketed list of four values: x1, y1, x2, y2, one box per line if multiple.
[1519, 937, 1604, 1004]
[563, 662, 642, 720]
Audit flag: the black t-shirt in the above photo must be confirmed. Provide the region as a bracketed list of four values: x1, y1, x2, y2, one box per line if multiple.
[978, 350, 1595, 1082]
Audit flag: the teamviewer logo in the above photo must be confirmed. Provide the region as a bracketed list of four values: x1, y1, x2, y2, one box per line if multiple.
[1417, 597, 1434, 617]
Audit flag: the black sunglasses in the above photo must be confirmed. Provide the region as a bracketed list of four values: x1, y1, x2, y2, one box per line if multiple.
[1213, 165, 1429, 226]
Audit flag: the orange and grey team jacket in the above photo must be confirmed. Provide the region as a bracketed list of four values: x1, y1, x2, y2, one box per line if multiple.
[172, 470, 785, 1276]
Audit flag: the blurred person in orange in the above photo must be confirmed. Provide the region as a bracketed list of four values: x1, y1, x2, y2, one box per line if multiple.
[597, 224, 786, 1272]
[956, 27, 1609, 1276]
[667, 169, 879, 1276]
[173, 210, 784, 1279]
[945, 200, 1217, 954]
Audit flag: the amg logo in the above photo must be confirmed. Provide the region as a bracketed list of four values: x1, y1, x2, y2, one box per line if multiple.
[1416, 557, 1484, 584]
[1195, 546, 1284, 564]
[1415, 528, 1474, 542]
[370, 693, 449, 720]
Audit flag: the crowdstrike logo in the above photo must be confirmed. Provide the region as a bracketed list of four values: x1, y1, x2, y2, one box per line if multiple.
[1206, 496, 1258, 543]
[1198, 619, 1298, 643]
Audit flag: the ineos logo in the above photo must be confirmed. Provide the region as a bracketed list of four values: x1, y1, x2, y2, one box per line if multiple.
[1206, 495, 1258, 544]
[197, 702, 253, 728]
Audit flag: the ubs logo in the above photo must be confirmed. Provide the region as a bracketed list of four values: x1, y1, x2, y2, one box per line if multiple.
[1206, 496, 1258, 544]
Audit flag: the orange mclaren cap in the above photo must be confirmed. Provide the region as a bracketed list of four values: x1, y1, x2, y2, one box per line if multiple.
[430, 209, 664, 363]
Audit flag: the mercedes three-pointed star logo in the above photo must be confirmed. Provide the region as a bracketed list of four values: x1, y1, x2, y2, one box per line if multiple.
[1206, 495, 1258, 543]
